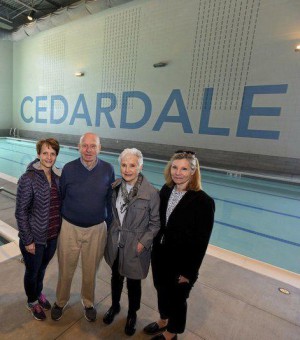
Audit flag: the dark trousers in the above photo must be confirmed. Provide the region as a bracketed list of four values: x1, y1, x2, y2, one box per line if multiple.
[155, 280, 192, 334]
[111, 253, 141, 316]
[19, 238, 57, 303]
[151, 245, 192, 334]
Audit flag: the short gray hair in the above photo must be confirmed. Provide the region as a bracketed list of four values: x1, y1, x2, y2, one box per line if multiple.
[118, 148, 143, 167]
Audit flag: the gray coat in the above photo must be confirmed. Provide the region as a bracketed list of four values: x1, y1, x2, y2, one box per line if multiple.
[105, 176, 160, 280]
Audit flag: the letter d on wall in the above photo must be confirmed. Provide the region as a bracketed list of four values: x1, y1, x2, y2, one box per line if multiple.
[120, 91, 151, 129]
[50, 95, 68, 124]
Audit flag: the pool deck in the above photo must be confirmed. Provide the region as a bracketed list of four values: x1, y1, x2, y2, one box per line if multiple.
[0, 177, 299, 340]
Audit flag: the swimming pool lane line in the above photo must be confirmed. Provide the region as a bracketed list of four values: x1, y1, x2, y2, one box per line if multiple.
[2, 150, 297, 204]
[214, 198, 300, 220]
[205, 180, 300, 202]
[1, 169, 299, 224]
[215, 220, 300, 248]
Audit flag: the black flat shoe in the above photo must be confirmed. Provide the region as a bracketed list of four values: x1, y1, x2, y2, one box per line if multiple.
[151, 334, 177, 340]
[103, 305, 120, 325]
[144, 321, 168, 335]
[125, 314, 137, 336]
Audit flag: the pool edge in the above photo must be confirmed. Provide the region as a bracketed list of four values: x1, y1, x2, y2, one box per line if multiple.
[207, 244, 300, 289]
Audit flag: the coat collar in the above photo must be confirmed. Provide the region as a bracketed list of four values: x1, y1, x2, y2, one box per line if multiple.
[112, 175, 154, 201]
[31, 160, 61, 177]
[162, 185, 202, 215]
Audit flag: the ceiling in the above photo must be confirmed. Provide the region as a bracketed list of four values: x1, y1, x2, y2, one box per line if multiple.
[0, 0, 81, 31]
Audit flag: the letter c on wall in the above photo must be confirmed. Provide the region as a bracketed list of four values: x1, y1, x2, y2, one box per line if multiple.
[20, 96, 34, 123]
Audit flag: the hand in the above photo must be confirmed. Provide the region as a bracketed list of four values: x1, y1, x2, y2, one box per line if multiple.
[137, 242, 144, 254]
[178, 275, 189, 284]
[25, 242, 35, 255]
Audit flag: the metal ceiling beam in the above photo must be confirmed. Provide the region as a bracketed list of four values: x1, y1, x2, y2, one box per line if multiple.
[0, 1, 19, 14]
[44, 0, 60, 8]
[0, 14, 12, 23]
[12, 0, 36, 11]
[11, 8, 27, 20]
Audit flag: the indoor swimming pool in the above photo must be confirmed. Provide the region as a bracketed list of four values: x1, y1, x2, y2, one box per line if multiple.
[0, 137, 299, 274]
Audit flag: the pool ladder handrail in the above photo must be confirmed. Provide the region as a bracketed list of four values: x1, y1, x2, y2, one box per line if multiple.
[13, 128, 19, 138]
[226, 170, 242, 179]
[9, 128, 19, 138]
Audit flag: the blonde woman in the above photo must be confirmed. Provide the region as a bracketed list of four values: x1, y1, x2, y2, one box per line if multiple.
[144, 150, 215, 340]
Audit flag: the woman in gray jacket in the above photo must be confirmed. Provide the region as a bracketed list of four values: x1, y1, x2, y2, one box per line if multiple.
[104, 148, 160, 336]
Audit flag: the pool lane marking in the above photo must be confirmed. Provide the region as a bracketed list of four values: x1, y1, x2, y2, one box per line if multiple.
[215, 220, 300, 247]
[1, 154, 299, 215]
[214, 198, 300, 219]
[1, 149, 299, 204]
[204, 180, 300, 202]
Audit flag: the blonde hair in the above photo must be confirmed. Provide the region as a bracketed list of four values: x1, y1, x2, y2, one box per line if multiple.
[164, 152, 202, 191]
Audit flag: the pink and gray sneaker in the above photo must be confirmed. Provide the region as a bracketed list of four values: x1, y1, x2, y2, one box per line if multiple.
[38, 293, 51, 310]
[27, 302, 46, 321]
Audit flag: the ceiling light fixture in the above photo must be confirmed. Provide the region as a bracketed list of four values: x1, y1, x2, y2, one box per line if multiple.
[75, 72, 84, 77]
[27, 11, 35, 21]
[294, 44, 300, 52]
[153, 62, 168, 68]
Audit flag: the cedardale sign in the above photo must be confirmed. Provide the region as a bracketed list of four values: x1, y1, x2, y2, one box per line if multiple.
[20, 84, 288, 140]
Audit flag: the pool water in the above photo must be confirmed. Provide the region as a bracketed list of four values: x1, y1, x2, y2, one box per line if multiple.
[1, 138, 300, 273]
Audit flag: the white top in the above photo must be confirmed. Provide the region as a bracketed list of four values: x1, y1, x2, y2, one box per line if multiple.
[166, 186, 186, 223]
[116, 183, 133, 244]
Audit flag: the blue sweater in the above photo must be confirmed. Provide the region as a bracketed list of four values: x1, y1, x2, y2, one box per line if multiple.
[60, 158, 115, 227]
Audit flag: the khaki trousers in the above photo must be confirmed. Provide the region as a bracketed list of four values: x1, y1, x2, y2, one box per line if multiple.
[56, 218, 107, 307]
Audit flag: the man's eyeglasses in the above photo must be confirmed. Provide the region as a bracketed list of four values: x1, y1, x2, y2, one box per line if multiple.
[175, 150, 196, 156]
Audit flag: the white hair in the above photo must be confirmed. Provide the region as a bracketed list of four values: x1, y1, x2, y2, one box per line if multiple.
[118, 148, 143, 167]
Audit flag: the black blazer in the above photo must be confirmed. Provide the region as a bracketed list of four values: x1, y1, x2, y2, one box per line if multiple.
[153, 184, 215, 283]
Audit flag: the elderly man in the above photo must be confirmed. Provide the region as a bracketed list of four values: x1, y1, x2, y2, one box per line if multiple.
[51, 132, 115, 322]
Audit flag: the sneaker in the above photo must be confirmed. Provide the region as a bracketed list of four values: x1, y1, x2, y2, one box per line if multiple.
[38, 293, 51, 310]
[51, 302, 66, 321]
[27, 302, 46, 321]
[84, 306, 97, 322]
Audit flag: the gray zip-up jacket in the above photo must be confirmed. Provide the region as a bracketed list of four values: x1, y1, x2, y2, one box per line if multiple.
[105, 175, 160, 280]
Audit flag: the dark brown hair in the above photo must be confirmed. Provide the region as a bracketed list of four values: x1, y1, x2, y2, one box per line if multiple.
[36, 138, 60, 156]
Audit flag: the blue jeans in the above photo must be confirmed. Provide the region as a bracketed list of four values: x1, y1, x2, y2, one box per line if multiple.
[19, 238, 57, 303]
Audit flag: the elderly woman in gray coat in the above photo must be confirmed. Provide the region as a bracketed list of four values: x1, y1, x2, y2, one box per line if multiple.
[104, 148, 160, 336]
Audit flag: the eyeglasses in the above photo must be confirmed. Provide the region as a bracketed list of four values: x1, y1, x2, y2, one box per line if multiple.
[175, 150, 196, 156]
